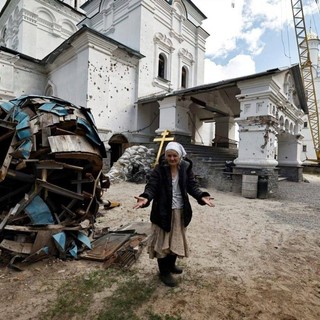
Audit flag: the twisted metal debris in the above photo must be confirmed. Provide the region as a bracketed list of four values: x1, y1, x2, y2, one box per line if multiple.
[0, 95, 108, 264]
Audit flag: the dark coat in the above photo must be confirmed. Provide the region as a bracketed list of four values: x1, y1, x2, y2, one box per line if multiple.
[139, 156, 210, 232]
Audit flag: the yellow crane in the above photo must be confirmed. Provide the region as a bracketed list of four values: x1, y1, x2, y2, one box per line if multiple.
[291, 0, 320, 162]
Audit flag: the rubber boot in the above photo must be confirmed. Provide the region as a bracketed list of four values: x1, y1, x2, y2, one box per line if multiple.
[168, 254, 183, 274]
[157, 257, 177, 287]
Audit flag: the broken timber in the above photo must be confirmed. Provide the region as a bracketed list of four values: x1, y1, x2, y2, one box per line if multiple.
[0, 95, 109, 264]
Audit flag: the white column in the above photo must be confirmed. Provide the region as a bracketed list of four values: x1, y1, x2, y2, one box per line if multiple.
[277, 133, 303, 166]
[214, 116, 236, 147]
[156, 96, 190, 135]
[234, 117, 278, 168]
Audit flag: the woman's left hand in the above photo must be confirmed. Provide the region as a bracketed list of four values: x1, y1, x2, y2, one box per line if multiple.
[202, 196, 215, 207]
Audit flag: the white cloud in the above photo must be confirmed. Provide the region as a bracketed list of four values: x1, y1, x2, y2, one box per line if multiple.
[239, 27, 265, 56]
[0, 0, 5, 11]
[204, 54, 256, 84]
[193, 0, 318, 83]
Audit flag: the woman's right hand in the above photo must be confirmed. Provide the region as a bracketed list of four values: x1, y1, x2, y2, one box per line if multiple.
[133, 196, 148, 209]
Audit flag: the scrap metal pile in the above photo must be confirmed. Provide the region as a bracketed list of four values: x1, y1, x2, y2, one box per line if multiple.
[0, 95, 109, 265]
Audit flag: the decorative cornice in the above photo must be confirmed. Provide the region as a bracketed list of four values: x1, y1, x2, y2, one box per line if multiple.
[154, 32, 174, 52]
[178, 48, 194, 64]
[36, 0, 83, 20]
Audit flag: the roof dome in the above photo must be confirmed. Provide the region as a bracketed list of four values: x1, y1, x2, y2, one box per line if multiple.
[307, 29, 319, 40]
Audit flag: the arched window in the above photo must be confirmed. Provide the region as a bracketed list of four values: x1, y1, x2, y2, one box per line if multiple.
[181, 66, 187, 88]
[45, 85, 53, 96]
[158, 53, 166, 79]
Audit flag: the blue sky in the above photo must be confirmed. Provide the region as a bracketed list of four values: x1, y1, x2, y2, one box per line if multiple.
[1, 0, 319, 84]
[193, 0, 320, 83]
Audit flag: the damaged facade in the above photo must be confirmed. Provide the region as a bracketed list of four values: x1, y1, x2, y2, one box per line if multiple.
[0, 0, 309, 195]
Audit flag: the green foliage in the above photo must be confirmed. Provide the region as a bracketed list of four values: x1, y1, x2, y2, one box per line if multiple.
[40, 269, 118, 320]
[97, 276, 156, 320]
[40, 268, 183, 320]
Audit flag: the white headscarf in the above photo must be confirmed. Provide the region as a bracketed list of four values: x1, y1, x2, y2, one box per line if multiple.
[165, 142, 187, 158]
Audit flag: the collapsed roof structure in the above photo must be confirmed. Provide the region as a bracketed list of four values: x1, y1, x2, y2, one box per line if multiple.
[0, 95, 109, 264]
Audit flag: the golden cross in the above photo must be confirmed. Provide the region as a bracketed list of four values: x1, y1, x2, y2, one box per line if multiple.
[153, 129, 174, 166]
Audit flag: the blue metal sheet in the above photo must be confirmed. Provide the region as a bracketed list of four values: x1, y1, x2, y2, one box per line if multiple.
[0, 101, 15, 113]
[16, 139, 32, 159]
[39, 103, 69, 116]
[83, 108, 96, 124]
[16, 127, 32, 140]
[53, 105, 69, 116]
[12, 95, 28, 102]
[77, 118, 101, 145]
[69, 241, 78, 258]
[16, 113, 30, 130]
[24, 195, 55, 225]
[77, 231, 92, 249]
[52, 232, 66, 252]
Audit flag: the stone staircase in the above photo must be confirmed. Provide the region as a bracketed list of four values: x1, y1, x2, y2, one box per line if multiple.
[183, 144, 238, 189]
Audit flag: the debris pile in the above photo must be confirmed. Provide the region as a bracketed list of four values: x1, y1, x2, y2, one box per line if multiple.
[107, 145, 155, 183]
[0, 95, 109, 264]
[80, 222, 151, 269]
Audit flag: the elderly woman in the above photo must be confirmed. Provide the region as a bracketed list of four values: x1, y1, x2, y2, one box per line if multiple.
[134, 142, 214, 287]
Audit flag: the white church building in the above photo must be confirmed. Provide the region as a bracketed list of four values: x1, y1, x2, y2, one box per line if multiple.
[0, 0, 310, 193]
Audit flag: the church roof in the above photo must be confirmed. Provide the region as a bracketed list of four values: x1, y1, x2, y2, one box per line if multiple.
[0, 0, 86, 18]
[0, 46, 42, 64]
[137, 64, 308, 114]
[0, 25, 144, 67]
[43, 25, 145, 64]
[185, 0, 207, 19]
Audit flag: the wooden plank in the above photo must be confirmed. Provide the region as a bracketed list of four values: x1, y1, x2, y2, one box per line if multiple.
[48, 135, 99, 153]
[31, 97, 51, 104]
[60, 204, 77, 218]
[36, 160, 83, 171]
[16, 159, 39, 171]
[36, 179, 85, 200]
[55, 152, 102, 171]
[53, 127, 75, 135]
[31, 230, 58, 255]
[0, 239, 33, 254]
[41, 113, 60, 127]
[29, 117, 40, 135]
[36, 160, 64, 170]
[0, 127, 17, 182]
[41, 127, 51, 147]
[4, 224, 83, 232]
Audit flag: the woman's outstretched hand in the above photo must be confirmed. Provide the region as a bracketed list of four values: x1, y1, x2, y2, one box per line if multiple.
[202, 196, 215, 207]
[133, 196, 148, 209]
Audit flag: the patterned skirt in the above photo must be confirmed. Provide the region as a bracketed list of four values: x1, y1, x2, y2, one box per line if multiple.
[148, 208, 189, 259]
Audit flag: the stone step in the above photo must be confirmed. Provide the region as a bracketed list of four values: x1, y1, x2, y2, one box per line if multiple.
[185, 147, 237, 157]
[178, 145, 239, 188]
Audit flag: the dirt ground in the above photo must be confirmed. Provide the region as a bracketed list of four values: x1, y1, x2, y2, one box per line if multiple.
[1, 174, 320, 320]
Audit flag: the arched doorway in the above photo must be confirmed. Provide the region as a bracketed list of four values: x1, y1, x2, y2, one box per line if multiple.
[108, 134, 129, 166]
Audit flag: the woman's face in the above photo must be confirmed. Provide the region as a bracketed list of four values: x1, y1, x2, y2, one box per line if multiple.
[165, 150, 180, 167]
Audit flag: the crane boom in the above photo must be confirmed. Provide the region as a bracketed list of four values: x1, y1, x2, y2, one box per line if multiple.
[291, 0, 320, 161]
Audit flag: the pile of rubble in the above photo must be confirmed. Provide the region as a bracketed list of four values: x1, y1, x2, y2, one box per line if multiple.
[0, 95, 109, 265]
[107, 145, 155, 183]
